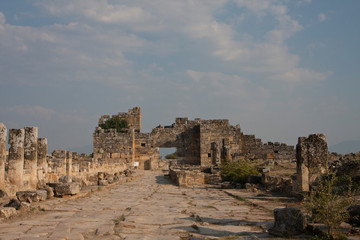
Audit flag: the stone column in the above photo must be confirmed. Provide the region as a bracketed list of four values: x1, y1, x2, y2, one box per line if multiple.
[0, 123, 7, 187]
[37, 138, 48, 183]
[66, 151, 72, 176]
[296, 134, 328, 192]
[37, 138, 47, 169]
[8, 129, 24, 186]
[52, 150, 67, 177]
[24, 126, 38, 189]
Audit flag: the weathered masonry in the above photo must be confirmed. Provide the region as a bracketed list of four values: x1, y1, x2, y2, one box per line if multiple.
[93, 107, 296, 169]
[0, 123, 129, 196]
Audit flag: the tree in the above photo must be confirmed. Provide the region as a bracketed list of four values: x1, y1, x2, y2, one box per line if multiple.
[305, 173, 354, 235]
[100, 118, 128, 132]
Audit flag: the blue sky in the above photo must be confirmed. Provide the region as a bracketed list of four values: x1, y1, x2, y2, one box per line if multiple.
[0, 0, 359, 152]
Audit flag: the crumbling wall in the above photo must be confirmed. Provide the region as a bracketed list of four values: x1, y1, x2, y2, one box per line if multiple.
[93, 107, 296, 169]
[98, 107, 141, 132]
[1, 123, 129, 196]
[240, 134, 295, 162]
[93, 128, 135, 167]
[199, 120, 241, 166]
[135, 132, 160, 170]
[151, 118, 201, 165]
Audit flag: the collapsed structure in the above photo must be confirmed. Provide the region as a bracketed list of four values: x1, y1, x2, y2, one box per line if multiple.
[93, 107, 296, 170]
[0, 123, 128, 196]
[0, 106, 329, 196]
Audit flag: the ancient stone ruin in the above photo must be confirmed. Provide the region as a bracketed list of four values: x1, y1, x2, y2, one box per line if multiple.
[93, 107, 296, 171]
[0, 124, 129, 198]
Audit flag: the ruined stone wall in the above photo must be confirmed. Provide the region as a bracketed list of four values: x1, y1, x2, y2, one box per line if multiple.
[93, 128, 135, 167]
[93, 107, 296, 169]
[199, 120, 241, 166]
[98, 107, 141, 132]
[240, 134, 295, 162]
[135, 132, 160, 170]
[151, 118, 201, 165]
[1, 123, 129, 196]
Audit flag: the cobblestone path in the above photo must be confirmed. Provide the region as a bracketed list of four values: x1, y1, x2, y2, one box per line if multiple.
[0, 171, 289, 240]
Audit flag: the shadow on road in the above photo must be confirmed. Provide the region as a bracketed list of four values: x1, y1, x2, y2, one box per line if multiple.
[155, 175, 174, 185]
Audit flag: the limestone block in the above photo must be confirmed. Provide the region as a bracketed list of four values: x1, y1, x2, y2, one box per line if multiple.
[16, 190, 47, 202]
[48, 182, 80, 196]
[4, 198, 22, 210]
[20, 202, 31, 211]
[46, 185, 55, 198]
[98, 180, 108, 186]
[0, 189, 8, 198]
[268, 207, 307, 237]
[59, 175, 72, 183]
[0, 207, 17, 219]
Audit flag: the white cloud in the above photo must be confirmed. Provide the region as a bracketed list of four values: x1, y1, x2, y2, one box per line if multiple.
[318, 13, 326, 22]
[270, 68, 332, 83]
[0, 0, 330, 89]
[298, 0, 312, 4]
[186, 70, 270, 99]
[7, 105, 56, 120]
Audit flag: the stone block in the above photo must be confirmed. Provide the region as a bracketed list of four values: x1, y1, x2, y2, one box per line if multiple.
[98, 180, 108, 186]
[43, 186, 54, 199]
[0, 207, 17, 219]
[47, 182, 80, 196]
[4, 198, 22, 210]
[16, 190, 47, 203]
[59, 175, 72, 183]
[268, 207, 307, 237]
[0, 189, 8, 198]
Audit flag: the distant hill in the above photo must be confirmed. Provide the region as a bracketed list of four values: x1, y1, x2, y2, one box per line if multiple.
[329, 140, 360, 154]
[69, 144, 93, 154]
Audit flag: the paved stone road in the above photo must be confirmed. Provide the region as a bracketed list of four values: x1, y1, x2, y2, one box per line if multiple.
[0, 171, 292, 240]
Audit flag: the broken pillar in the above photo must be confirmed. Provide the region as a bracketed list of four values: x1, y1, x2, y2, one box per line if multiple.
[37, 138, 47, 185]
[0, 123, 6, 187]
[37, 138, 47, 170]
[52, 150, 67, 176]
[296, 134, 328, 192]
[24, 127, 38, 189]
[66, 151, 72, 176]
[8, 129, 25, 186]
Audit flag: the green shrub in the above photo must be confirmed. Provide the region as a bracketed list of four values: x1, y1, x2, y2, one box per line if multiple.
[220, 160, 259, 184]
[165, 152, 177, 159]
[305, 173, 354, 235]
[100, 118, 128, 132]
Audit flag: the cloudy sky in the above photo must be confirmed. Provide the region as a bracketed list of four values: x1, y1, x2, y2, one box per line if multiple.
[0, 0, 359, 152]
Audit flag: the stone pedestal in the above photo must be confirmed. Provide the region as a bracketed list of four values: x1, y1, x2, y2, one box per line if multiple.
[0, 123, 6, 187]
[8, 129, 25, 186]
